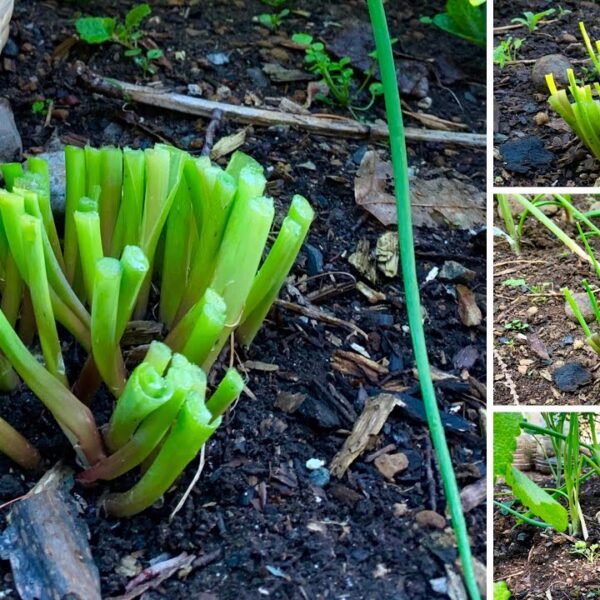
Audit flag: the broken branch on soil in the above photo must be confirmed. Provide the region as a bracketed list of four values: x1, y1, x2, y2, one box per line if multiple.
[274, 298, 368, 339]
[78, 69, 486, 148]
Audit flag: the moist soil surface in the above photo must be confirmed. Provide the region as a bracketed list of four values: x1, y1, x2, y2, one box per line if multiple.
[0, 1, 486, 598]
[493, 0, 600, 187]
[494, 200, 600, 406]
[494, 476, 600, 598]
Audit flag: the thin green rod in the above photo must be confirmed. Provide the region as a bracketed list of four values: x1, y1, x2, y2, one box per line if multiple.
[366, 2, 479, 598]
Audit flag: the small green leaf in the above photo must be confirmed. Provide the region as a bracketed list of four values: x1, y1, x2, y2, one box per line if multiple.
[493, 581, 511, 600]
[75, 17, 116, 44]
[126, 3, 151, 31]
[493, 412, 522, 479]
[124, 48, 142, 57]
[292, 33, 313, 46]
[502, 278, 527, 287]
[507, 466, 568, 532]
[146, 49, 163, 60]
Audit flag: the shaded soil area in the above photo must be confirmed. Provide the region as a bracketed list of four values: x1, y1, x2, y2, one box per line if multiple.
[494, 200, 600, 405]
[494, 476, 600, 598]
[493, 0, 600, 187]
[0, 1, 486, 599]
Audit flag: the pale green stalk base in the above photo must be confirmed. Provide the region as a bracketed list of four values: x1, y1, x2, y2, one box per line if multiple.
[0, 417, 40, 470]
[205, 368, 244, 418]
[105, 362, 174, 452]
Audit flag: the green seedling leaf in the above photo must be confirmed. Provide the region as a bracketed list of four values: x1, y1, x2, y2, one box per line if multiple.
[125, 3, 151, 31]
[146, 49, 163, 60]
[493, 581, 511, 600]
[493, 412, 522, 480]
[291, 32, 313, 46]
[506, 466, 568, 531]
[75, 16, 116, 44]
[124, 48, 142, 57]
[502, 278, 527, 287]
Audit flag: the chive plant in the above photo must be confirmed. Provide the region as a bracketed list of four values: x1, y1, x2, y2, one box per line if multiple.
[0, 144, 313, 516]
[367, 1, 479, 598]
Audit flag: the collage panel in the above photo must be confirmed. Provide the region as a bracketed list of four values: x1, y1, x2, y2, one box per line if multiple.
[494, 194, 600, 406]
[493, 410, 600, 597]
[0, 1, 490, 600]
[493, 1, 600, 187]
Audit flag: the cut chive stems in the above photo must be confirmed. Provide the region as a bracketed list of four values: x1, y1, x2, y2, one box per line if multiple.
[104, 391, 220, 517]
[74, 200, 103, 305]
[116, 245, 149, 339]
[238, 195, 314, 346]
[20, 215, 67, 386]
[181, 289, 226, 367]
[112, 148, 145, 256]
[98, 147, 123, 255]
[204, 194, 275, 367]
[27, 156, 65, 271]
[0, 307, 103, 465]
[160, 182, 194, 327]
[143, 341, 173, 376]
[205, 368, 244, 419]
[91, 258, 126, 397]
[105, 361, 174, 452]
[512, 194, 592, 263]
[64, 146, 86, 285]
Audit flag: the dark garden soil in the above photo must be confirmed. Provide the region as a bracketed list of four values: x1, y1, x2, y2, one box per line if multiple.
[0, 1, 486, 598]
[494, 476, 600, 598]
[493, 0, 600, 187]
[494, 199, 600, 406]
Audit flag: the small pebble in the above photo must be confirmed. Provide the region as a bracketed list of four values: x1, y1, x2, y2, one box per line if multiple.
[415, 509, 446, 529]
[564, 292, 595, 323]
[306, 458, 325, 470]
[308, 467, 330, 487]
[531, 54, 573, 92]
[438, 260, 476, 284]
[552, 362, 592, 392]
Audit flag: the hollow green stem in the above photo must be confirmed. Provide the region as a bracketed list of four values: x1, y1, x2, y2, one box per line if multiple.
[367, 2, 479, 598]
[91, 258, 126, 397]
[238, 196, 314, 346]
[98, 147, 123, 255]
[493, 500, 552, 529]
[64, 146, 86, 284]
[20, 215, 67, 385]
[181, 289, 226, 367]
[204, 194, 275, 368]
[176, 160, 237, 319]
[26, 156, 65, 271]
[0, 163, 24, 191]
[80, 362, 193, 482]
[205, 368, 244, 419]
[112, 148, 145, 256]
[104, 390, 220, 517]
[563, 287, 592, 337]
[74, 200, 103, 305]
[0, 308, 103, 465]
[160, 182, 194, 328]
[105, 361, 174, 452]
[143, 341, 173, 376]
[117, 245, 149, 340]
